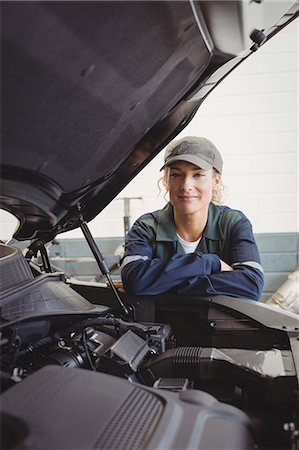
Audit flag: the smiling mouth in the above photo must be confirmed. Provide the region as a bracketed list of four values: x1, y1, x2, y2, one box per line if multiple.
[178, 196, 198, 200]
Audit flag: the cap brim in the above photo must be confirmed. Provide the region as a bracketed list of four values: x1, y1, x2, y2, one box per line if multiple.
[160, 155, 212, 171]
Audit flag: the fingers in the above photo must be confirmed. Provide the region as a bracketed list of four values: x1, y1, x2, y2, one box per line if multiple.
[106, 280, 125, 292]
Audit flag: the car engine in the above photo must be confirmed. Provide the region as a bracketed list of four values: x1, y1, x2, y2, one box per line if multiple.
[0, 243, 298, 450]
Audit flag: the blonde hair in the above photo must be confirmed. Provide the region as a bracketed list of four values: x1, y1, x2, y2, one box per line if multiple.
[158, 167, 225, 204]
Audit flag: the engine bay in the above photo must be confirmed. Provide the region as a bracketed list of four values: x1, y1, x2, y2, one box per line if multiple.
[0, 243, 298, 450]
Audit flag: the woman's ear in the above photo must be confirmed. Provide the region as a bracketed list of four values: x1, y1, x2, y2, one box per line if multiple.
[212, 170, 224, 204]
[213, 172, 222, 190]
[162, 169, 169, 191]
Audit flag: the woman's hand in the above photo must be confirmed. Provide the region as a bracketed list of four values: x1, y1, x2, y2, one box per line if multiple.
[107, 279, 125, 292]
[220, 259, 233, 271]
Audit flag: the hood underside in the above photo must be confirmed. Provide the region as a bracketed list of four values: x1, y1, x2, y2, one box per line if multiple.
[1, 0, 298, 242]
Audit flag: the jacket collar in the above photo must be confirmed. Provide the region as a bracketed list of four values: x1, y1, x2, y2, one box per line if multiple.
[156, 202, 223, 242]
[203, 203, 224, 240]
[156, 203, 177, 242]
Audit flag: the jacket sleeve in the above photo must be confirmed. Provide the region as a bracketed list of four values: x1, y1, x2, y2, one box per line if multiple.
[121, 219, 221, 295]
[175, 217, 264, 301]
[176, 266, 264, 300]
[121, 215, 264, 301]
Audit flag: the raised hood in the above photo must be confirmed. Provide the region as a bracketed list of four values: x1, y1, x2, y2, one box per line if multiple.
[1, 1, 298, 242]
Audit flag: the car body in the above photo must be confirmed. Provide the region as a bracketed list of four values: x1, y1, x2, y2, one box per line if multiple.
[1, 1, 299, 449]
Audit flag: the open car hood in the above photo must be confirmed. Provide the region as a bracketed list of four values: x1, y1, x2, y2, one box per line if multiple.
[1, 0, 298, 242]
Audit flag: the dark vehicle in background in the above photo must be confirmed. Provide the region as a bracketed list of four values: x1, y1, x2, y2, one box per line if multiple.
[1, 2, 299, 449]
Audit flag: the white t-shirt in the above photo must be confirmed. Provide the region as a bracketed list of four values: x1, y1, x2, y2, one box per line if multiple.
[177, 233, 201, 254]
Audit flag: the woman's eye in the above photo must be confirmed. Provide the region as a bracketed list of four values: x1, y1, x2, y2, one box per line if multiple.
[194, 173, 204, 178]
[170, 172, 181, 178]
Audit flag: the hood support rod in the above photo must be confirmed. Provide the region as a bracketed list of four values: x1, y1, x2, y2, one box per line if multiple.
[78, 215, 131, 319]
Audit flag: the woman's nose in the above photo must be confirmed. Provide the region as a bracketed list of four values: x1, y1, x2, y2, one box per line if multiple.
[181, 176, 193, 190]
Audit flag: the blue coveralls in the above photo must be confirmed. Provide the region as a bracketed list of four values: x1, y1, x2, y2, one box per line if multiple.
[121, 202, 264, 301]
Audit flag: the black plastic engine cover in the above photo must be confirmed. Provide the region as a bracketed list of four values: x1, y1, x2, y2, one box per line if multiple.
[0, 366, 254, 449]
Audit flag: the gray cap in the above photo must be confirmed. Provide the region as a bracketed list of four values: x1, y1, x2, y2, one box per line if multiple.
[160, 136, 223, 174]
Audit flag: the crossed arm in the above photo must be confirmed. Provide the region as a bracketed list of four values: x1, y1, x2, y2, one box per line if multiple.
[119, 218, 264, 301]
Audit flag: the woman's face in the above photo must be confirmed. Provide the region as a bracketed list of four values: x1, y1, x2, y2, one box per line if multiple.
[164, 160, 221, 216]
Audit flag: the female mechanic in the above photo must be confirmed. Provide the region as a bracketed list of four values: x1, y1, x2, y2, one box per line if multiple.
[120, 136, 264, 301]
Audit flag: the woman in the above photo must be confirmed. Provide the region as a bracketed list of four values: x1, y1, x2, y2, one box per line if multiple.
[120, 136, 264, 301]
